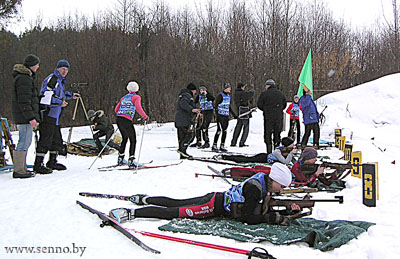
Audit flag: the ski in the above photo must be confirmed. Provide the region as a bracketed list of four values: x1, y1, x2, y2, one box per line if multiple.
[207, 165, 233, 184]
[76, 200, 160, 254]
[188, 157, 253, 167]
[79, 192, 140, 203]
[97, 160, 153, 170]
[99, 161, 183, 171]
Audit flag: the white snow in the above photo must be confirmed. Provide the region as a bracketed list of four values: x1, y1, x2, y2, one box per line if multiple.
[1, 74, 399, 259]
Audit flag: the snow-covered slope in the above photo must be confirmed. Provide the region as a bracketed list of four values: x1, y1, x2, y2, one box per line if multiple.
[1, 74, 399, 259]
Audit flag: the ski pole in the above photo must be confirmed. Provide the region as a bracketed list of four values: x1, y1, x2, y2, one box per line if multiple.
[134, 120, 147, 174]
[125, 228, 276, 259]
[88, 127, 119, 170]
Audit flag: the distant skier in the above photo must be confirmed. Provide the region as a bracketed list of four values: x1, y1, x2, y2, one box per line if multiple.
[212, 83, 237, 152]
[257, 79, 286, 154]
[109, 163, 300, 225]
[87, 109, 119, 152]
[191, 85, 214, 149]
[114, 81, 148, 167]
[230, 83, 255, 147]
[286, 95, 301, 144]
[299, 88, 320, 147]
[218, 137, 297, 165]
[175, 83, 200, 159]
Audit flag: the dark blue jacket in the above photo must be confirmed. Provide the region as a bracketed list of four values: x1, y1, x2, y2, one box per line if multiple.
[40, 69, 73, 125]
[299, 94, 319, 125]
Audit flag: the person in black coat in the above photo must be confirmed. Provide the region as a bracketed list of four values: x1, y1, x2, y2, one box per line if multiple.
[174, 83, 200, 159]
[11, 54, 42, 178]
[88, 109, 119, 152]
[231, 83, 255, 147]
[257, 79, 287, 154]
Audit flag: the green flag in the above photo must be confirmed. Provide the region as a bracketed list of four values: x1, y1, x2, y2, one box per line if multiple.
[297, 49, 313, 98]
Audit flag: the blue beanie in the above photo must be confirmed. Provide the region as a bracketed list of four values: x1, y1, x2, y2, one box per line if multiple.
[56, 60, 70, 69]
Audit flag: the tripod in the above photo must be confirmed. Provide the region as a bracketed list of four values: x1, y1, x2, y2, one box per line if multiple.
[67, 96, 93, 144]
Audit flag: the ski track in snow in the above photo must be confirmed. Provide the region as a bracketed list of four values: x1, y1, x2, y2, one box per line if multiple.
[1, 74, 400, 259]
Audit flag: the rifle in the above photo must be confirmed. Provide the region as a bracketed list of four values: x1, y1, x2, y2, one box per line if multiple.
[238, 107, 257, 118]
[281, 143, 333, 153]
[0, 118, 15, 160]
[267, 195, 343, 217]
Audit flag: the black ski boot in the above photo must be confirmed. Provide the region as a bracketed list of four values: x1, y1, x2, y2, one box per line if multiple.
[34, 155, 52, 174]
[211, 143, 218, 152]
[219, 144, 228, 152]
[200, 142, 210, 149]
[46, 152, 67, 171]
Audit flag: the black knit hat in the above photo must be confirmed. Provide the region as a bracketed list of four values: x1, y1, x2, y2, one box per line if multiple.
[24, 54, 40, 67]
[281, 137, 294, 147]
[187, 83, 197, 91]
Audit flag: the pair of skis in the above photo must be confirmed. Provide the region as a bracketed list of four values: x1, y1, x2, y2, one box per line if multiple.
[77, 197, 275, 258]
[97, 160, 182, 171]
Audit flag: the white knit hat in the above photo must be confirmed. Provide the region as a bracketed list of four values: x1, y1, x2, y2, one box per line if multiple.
[269, 163, 292, 187]
[127, 81, 139, 92]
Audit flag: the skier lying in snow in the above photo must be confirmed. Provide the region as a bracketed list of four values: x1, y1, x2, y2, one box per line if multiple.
[217, 137, 298, 165]
[109, 163, 301, 225]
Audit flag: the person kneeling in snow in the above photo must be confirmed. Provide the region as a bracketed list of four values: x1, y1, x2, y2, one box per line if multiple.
[109, 163, 300, 225]
[218, 137, 298, 166]
[87, 109, 119, 152]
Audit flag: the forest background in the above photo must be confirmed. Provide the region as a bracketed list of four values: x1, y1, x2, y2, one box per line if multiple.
[1, 0, 399, 126]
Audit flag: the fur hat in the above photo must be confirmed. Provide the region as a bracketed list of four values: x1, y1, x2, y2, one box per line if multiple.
[56, 60, 70, 69]
[186, 83, 197, 91]
[24, 54, 40, 67]
[127, 81, 139, 92]
[300, 148, 318, 162]
[269, 163, 292, 187]
[281, 137, 294, 147]
[265, 79, 275, 86]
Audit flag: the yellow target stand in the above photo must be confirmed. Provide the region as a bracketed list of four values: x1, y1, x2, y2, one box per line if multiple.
[351, 151, 362, 178]
[337, 136, 346, 151]
[334, 129, 342, 148]
[362, 162, 379, 207]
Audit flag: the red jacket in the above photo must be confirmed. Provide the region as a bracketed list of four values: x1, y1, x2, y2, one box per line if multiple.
[286, 103, 300, 120]
[291, 161, 318, 184]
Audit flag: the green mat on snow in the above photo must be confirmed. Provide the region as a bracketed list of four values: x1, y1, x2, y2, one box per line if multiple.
[159, 217, 374, 251]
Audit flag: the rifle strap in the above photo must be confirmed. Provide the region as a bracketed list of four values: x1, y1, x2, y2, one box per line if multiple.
[247, 247, 277, 259]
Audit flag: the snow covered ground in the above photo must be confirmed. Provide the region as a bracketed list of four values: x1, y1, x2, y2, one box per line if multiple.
[1, 74, 399, 259]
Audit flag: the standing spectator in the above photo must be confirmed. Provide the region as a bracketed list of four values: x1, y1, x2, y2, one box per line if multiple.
[11, 54, 41, 179]
[115, 81, 148, 167]
[230, 83, 255, 147]
[35, 59, 80, 174]
[175, 83, 200, 159]
[87, 109, 119, 152]
[286, 95, 301, 144]
[257, 79, 287, 154]
[299, 89, 320, 147]
[212, 83, 237, 152]
[192, 85, 214, 149]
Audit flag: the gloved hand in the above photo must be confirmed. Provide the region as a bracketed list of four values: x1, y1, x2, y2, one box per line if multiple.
[273, 212, 291, 226]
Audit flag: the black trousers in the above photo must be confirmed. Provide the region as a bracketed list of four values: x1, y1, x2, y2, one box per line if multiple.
[117, 116, 136, 157]
[36, 113, 64, 154]
[288, 118, 301, 143]
[263, 116, 283, 153]
[134, 192, 226, 220]
[222, 153, 268, 163]
[231, 118, 249, 146]
[213, 115, 229, 145]
[195, 110, 213, 143]
[301, 122, 320, 146]
[93, 129, 114, 151]
[177, 126, 194, 152]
